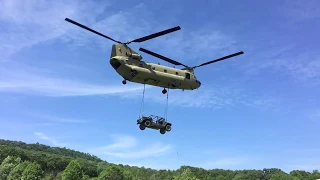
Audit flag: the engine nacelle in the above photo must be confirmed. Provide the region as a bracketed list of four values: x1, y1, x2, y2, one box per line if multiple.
[126, 52, 142, 61]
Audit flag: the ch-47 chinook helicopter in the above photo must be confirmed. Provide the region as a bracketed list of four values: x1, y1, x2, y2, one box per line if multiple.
[65, 18, 244, 94]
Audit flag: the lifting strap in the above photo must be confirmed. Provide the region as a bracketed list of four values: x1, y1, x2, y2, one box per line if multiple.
[164, 88, 169, 121]
[139, 84, 146, 118]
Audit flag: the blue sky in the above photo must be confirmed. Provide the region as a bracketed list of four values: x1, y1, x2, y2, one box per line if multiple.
[0, 0, 320, 173]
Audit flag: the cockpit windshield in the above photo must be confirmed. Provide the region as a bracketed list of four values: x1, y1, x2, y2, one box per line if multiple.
[185, 73, 190, 79]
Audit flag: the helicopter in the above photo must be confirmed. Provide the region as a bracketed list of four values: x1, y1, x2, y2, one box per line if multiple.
[65, 18, 244, 94]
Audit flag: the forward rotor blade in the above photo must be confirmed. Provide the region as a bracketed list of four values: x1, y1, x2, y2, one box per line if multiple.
[65, 18, 121, 43]
[130, 26, 181, 43]
[193, 51, 244, 69]
[139, 47, 188, 67]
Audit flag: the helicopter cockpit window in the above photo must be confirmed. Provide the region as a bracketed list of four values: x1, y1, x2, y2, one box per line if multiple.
[185, 73, 190, 79]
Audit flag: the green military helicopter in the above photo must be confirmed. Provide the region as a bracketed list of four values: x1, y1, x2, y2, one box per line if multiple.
[65, 18, 244, 95]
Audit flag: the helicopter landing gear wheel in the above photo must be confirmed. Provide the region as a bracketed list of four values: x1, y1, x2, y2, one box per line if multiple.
[122, 80, 126, 84]
[160, 129, 166, 134]
[162, 88, 167, 94]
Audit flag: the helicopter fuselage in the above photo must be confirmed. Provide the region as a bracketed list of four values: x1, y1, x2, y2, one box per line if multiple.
[110, 56, 201, 90]
[64, 18, 243, 93]
[108, 43, 201, 91]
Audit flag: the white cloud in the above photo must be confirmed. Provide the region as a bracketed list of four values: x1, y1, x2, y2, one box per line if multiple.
[55, 2, 240, 65]
[99, 134, 137, 151]
[240, 42, 320, 85]
[290, 57, 320, 81]
[28, 113, 88, 124]
[263, 53, 320, 83]
[280, 0, 320, 22]
[0, 1, 149, 97]
[87, 134, 173, 159]
[103, 143, 172, 159]
[0, 0, 112, 60]
[121, 85, 281, 110]
[34, 132, 66, 147]
[141, 28, 239, 65]
[0, 76, 143, 97]
[0, 63, 145, 97]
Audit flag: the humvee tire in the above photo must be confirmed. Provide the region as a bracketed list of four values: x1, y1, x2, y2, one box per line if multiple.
[165, 124, 171, 131]
[144, 119, 151, 127]
[139, 124, 145, 130]
[160, 129, 166, 134]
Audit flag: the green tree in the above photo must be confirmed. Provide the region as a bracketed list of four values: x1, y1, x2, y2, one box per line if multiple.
[43, 173, 55, 180]
[4, 138, 320, 180]
[122, 169, 134, 180]
[310, 170, 320, 179]
[82, 174, 90, 180]
[55, 172, 62, 180]
[21, 162, 43, 180]
[97, 162, 108, 175]
[7, 161, 29, 180]
[270, 172, 298, 180]
[76, 158, 98, 177]
[149, 169, 174, 180]
[0, 156, 21, 179]
[290, 170, 311, 179]
[62, 159, 83, 180]
[262, 168, 284, 179]
[98, 165, 125, 180]
[216, 175, 227, 180]
[173, 168, 198, 180]
[233, 174, 245, 180]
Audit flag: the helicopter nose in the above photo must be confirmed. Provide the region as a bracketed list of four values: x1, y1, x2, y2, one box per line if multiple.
[196, 80, 201, 87]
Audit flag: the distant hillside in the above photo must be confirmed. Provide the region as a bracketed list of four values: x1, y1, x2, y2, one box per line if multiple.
[0, 139, 320, 180]
[0, 139, 103, 162]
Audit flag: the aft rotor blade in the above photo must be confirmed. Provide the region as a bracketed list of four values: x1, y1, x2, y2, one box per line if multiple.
[139, 47, 188, 67]
[130, 26, 181, 43]
[65, 18, 121, 43]
[193, 51, 244, 69]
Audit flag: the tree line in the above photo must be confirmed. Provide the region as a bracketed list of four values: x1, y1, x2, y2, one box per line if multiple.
[0, 139, 319, 179]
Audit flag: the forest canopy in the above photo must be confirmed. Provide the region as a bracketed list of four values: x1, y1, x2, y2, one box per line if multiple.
[0, 139, 319, 180]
